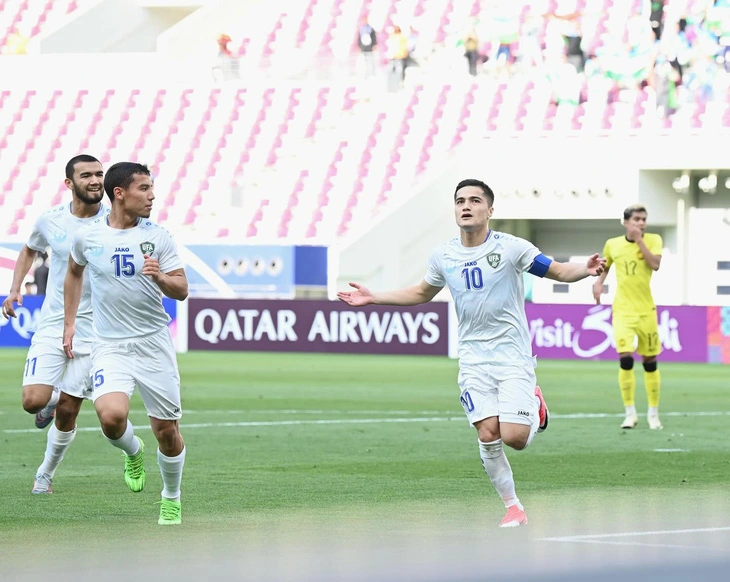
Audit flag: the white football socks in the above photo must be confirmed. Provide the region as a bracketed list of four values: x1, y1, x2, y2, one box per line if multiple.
[38, 387, 60, 418]
[158, 447, 186, 502]
[107, 420, 140, 456]
[479, 439, 522, 509]
[37, 424, 76, 478]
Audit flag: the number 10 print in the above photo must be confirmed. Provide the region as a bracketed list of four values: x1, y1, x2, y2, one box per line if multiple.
[462, 267, 484, 290]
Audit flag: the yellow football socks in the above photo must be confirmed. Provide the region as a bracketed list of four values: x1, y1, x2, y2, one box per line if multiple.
[618, 368, 636, 407]
[644, 369, 661, 408]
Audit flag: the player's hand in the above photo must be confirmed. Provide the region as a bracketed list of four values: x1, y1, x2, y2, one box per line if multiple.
[626, 224, 643, 241]
[63, 324, 76, 359]
[592, 282, 603, 305]
[585, 253, 606, 277]
[337, 282, 374, 307]
[1, 291, 22, 319]
[142, 254, 161, 282]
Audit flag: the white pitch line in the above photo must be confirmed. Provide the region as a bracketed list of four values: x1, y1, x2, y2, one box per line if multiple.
[1, 416, 466, 434]
[543, 539, 728, 552]
[542, 526, 730, 542]
[24, 409, 730, 418]
[3, 409, 730, 434]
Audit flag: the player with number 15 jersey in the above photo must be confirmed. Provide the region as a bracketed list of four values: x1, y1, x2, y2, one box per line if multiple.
[65, 162, 188, 526]
[70, 218, 182, 341]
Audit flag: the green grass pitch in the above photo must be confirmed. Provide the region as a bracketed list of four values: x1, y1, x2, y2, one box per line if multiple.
[1, 349, 728, 575]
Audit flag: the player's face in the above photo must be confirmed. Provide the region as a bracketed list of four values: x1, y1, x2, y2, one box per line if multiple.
[120, 173, 155, 218]
[624, 211, 647, 233]
[454, 186, 493, 232]
[67, 161, 104, 205]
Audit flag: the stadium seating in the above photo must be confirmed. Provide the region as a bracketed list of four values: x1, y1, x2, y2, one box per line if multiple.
[1, 74, 729, 241]
[0, 0, 89, 50]
[3, 0, 730, 242]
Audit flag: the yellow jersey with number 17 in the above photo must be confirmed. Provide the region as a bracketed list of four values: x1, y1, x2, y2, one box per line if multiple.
[603, 233, 662, 315]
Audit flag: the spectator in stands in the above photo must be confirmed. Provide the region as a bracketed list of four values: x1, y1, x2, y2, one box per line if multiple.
[24, 281, 36, 295]
[2, 28, 28, 55]
[650, 0, 666, 40]
[547, 52, 582, 106]
[464, 28, 481, 76]
[490, 0, 521, 76]
[404, 25, 420, 72]
[34, 253, 49, 296]
[552, 2, 586, 73]
[519, 6, 545, 70]
[652, 51, 682, 117]
[706, 0, 730, 72]
[357, 17, 378, 78]
[386, 26, 410, 90]
[214, 33, 239, 81]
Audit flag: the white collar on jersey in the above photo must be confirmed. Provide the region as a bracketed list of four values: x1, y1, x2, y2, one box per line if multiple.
[68, 202, 106, 218]
[106, 215, 143, 227]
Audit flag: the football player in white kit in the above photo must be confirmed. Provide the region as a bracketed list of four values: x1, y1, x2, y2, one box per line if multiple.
[63, 162, 189, 525]
[338, 179, 606, 527]
[2, 154, 106, 494]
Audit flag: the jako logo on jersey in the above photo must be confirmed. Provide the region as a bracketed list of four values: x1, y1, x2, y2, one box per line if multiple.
[140, 242, 155, 255]
[115, 247, 130, 252]
[517, 410, 530, 417]
[486, 253, 501, 268]
[464, 261, 477, 267]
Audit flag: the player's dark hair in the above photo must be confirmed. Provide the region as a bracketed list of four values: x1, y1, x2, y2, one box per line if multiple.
[104, 162, 151, 201]
[623, 204, 647, 220]
[65, 154, 101, 180]
[454, 179, 494, 206]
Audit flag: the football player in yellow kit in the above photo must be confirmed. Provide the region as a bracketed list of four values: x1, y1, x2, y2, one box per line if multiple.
[593, 204, 664, 430]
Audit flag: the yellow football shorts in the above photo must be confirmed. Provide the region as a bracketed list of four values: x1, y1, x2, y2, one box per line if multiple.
[612, 311, 662, 357]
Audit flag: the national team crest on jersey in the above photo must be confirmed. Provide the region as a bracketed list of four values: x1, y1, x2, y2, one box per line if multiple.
[140, 242, 155, 255]
[486, 253, 501, 268]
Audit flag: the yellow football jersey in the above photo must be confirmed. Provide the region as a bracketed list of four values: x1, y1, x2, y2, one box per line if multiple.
[603, 233, 662, 315]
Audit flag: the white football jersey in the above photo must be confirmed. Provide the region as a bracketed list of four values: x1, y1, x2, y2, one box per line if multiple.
[26, 203, 108, 344]
[70, 217, 184, 340]
[425, 230, 543, 364]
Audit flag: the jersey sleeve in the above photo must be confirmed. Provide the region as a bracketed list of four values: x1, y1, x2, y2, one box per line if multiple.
[157, 230, 184, 274]
[602, 239, 613, 269]
[26, 214, 48, 252]
[511, 236, 542, 274]
[648, 234, 663, 255]
[424, 247, 446, 288]
[70, 230, 88, 266]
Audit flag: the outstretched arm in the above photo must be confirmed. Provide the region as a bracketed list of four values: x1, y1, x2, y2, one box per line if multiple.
[337, 279, 443, 307]
[2, 245, 37, 319]
[63, 257, 86, 359]
[545, 253, 606, 283]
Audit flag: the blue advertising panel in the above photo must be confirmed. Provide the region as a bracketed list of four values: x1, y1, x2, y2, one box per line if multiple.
[184, 244, 295, 297]
[0, 295, 177, 348]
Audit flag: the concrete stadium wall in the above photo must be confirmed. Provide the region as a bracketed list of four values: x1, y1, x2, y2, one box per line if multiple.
[156, 0, 278, 60]
[36, 0, 198, 53]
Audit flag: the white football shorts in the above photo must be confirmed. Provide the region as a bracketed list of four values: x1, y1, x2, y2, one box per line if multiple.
[22, 338, 93, 399]
[457, 359, 539, 429]
[89, 327, 181, 420]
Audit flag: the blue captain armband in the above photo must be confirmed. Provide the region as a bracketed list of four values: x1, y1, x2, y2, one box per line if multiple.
[527, 253, 552, 278]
